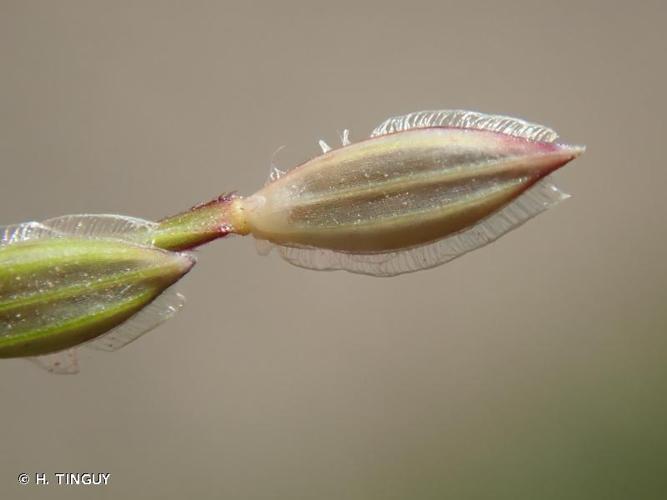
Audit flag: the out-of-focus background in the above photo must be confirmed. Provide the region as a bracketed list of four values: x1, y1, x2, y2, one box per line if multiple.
[1, 1, 666, 499]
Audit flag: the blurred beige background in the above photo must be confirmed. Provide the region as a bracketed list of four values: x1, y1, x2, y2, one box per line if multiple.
[1, 1, 666, 499]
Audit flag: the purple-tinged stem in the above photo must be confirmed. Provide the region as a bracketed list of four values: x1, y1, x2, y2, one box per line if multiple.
[150, 194, 237, 251]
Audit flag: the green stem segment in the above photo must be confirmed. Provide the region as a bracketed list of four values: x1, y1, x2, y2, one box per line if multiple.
[150, 194, 236, 251]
